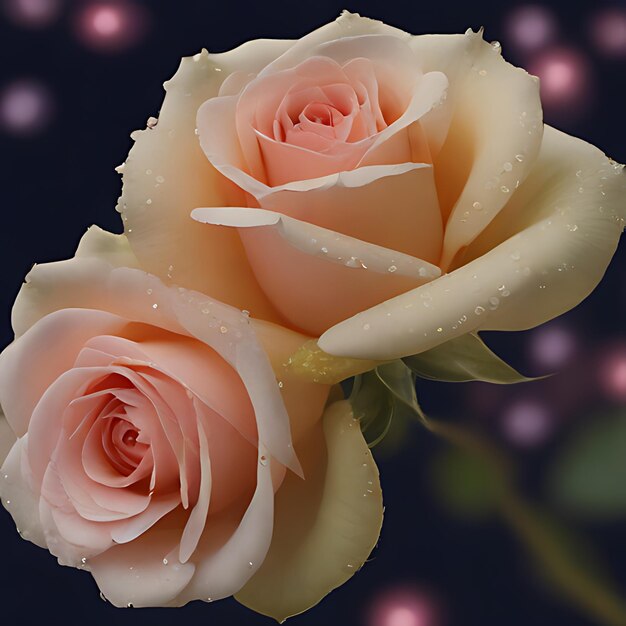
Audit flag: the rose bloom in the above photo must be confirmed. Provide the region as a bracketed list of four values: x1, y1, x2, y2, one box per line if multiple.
[0, 227, 382, 618]
[117, 12, 625, 361]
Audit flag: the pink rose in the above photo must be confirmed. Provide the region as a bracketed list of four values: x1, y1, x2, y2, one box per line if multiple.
[0, 227, 383, 619]
[117, 12, 625, 360]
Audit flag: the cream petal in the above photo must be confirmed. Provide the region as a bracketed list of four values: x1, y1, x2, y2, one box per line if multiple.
[173, 446, 275, 605]
[249, 319, 331, 443]
[257, 12, 411, 76]
[75, 226, 141, 269]
[0, 411, 16, 466]
[117, 50, 281, 322]
[235, 401, 383, 622]
[0, 436, 47, 548]
[192, 206, 440, 335]
[319, 126, 626, 360]
[90, 525, 196, 608]
[410, 30, 544, 269]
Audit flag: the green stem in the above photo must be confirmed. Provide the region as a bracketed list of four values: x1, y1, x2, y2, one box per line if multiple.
[422, 416, 626, 626]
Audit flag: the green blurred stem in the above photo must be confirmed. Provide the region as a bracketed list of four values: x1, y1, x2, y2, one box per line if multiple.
[423, 417, 626, 626]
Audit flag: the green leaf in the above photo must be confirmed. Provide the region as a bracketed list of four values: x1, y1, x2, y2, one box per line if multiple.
[549, 410, 626, 520]
[403, 332, 539, 384]
[350, 361, 421, 448]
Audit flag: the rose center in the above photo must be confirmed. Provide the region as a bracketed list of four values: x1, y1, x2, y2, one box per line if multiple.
[103, 416, 147, 474]
[301, 102, 342, 127]
[122, 429, 139, 446]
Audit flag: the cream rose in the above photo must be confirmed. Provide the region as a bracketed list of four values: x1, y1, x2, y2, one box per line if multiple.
[0, 227, 383, 619]
[117, 11, 625, 362]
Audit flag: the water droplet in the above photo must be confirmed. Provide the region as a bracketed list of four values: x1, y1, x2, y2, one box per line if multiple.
[152, 303, 158, 310]
[345, 256, 359, 268]
[155, 175, 165, 184]
[510, 250, 521, 261]
[488, 296, 500, 310]
[146, 198, 152, 205]
[578, 187, 584, 194]
[206, 597, 213, 603]
[436, 327, 443, 333]
[346, 563, 355, 569]
[388, 265, 398, 273]
[478, 69, 487, 76]
[418, 267, 428, 277]
[566, 224, 579, 231]
[474, 306, 486, 315]
[146, 288, 152, 295]
[162, 558, 168, 565]
[194, 128, 199, 135]
[145, 169, 152, 175]
[320, 246, 328, 254]
[259, 455, 268, 466]
[500, 185, 510, 193]
[248, 561, 253, 568]
[277, 381, 284, 389]
[81, 557, 87, 565]
[363, 323, 371, 330]
[515, 154, 525, 162]
[503, 162, 513, 172]
[472, 201, 482, 210]
[219, 326, 228, 334]
[575, 169, 582, 178]
[491, 40, 501, 51]
[127, 602, 134, 608]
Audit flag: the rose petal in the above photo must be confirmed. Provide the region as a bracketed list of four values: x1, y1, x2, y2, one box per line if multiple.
[75, 226, 141, 269]
[253, 163, 443, 263]
[0, 411, 16, 466]
[117, 49, 282, 321]
[319, 126, 626, 359]
[192, 205, 440, 335]
[257, 12, 411, 76]
[178, 400, 212, 563]
[0, 436, 47, 548]
[0, 308, 127, 436]
[90, 524, 196, 607]
[249, 319, 331, 443]
[173, 445, 275, 605]
[235, 401, 383, 622]
[410, 29, 544, 269]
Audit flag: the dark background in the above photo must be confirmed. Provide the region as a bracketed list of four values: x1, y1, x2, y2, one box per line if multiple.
[1, 1, 625, 625]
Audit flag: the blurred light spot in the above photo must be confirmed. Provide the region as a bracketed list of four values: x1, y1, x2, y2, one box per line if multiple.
[0, 80, 54, 136]
[599, 345, 626, 402]
[529, 323, 577, 370]
[504, 5, 557, 52]
[527, 48, 593, 120]
[501, 399, 553, 447]
[590, 8, 626, 58]
[2, 0, 62, 28]
[367, 585, 442, 626]
[72, 1, 150, 53]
